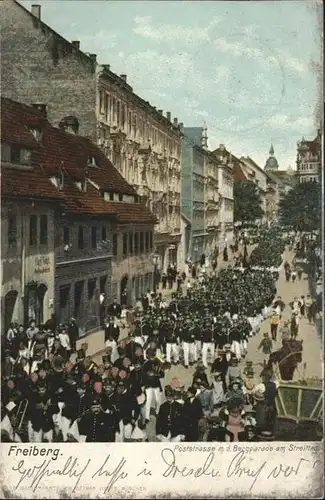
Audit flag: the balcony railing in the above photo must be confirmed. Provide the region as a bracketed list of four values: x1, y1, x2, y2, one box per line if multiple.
[56, 240, 112, 264]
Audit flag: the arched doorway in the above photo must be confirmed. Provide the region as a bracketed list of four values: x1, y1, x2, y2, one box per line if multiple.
[36, 284, 48, 324]
[120, 276, 128, 306]
[4, 290, 18, 331]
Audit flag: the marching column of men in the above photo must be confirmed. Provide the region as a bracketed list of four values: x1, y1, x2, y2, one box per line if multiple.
[2, 260, 285, 444]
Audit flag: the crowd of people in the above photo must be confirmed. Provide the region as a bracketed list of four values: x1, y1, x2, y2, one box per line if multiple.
[1, 227, 316, 444]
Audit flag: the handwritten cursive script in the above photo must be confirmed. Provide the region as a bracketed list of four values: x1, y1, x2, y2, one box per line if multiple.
[12, 456, 90, 493]
[92, 454, 128, 494]
[227, 451, 267, 491]
[161, 448, 220, 479]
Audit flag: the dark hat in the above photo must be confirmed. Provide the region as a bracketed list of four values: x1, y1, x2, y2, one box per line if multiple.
[229, 378, 242, 389]
[165, 385, 173, 397]
[52, 355, 65, 372]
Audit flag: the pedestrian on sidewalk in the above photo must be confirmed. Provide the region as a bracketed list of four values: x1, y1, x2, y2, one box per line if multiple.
[258, 332, 273, 357]
[290, 312, 299, 340]
[299, 296, 305, 317]
[269, 311, 280, 341]
[285, 267, 291, 282]
[305, 295, 313, 322]
[291, 269, 297, 283]
[308, 299, 318, 324]
[297, 267, 303, 281]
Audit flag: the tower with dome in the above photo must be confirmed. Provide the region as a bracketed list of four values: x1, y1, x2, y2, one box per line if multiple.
[264, 144, 279, 171]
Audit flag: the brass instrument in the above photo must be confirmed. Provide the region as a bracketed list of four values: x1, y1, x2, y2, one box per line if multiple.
[12, 399, 28, 433]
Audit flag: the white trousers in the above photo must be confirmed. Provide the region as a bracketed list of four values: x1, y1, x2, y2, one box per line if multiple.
[116, 421, 133, 442]
[202, 342, 215, 367]
[240, 339, 248, 356]
[28, 421, 53, 442]
[196, 340, 202, 356]
[166, 343, 179, 363]
[144, 387, 161, 421]
[182, 342, 197, 366]
[231, 340, 241, 360]
[156, 432, 183, 442]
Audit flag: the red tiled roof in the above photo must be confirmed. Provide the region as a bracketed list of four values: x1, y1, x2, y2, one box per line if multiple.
[233, 163, 247, 181]
[1, 98, 157, 225]
[1, 165, 64, 200]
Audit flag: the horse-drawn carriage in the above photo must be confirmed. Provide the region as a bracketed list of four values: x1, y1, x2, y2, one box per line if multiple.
[274, 364, 323, 440]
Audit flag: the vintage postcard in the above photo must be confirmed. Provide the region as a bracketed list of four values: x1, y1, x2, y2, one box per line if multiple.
[0, 0, 324, 498]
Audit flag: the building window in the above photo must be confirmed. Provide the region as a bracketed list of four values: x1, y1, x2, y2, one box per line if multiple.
[40, 214, 48, 245]
[91, 226, 97, 248]
[145, 231, 149, 252]
[29, 215, 37, 246]
[8, 215, 17, 247]
[78, 226, 84, 249]
[149, 231, 153, 251]
[119, 193, 123, 201]
[123, 233, 128, 255]
[134, 233, 139, 253]
[113, 234, 118, 256]
[63, 227, 70, 245]
[88, 279, 97, 301]
[140, 232, 144, 253]
[10, 145, 21, 163]
[102, 226, 107, 241]
[129, 233, 133, 255]
[109, 192, 114, 201]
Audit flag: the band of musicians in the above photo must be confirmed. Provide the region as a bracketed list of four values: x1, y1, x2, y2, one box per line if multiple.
[2, 230, 310, 444]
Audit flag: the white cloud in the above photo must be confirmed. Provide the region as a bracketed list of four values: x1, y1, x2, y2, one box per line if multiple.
[133, 15, 221, 44]
[212, 36, 308, 76]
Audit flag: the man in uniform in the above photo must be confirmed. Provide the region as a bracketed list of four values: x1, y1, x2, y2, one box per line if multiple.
[27, 380, 59, 442]
[156, 385, 184, 442]
[115, 379, 140, 442]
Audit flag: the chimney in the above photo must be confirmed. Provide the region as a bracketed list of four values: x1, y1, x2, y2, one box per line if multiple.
[102, 64, 110, 72]
[173, 118, 178, 126]
[219, 144, 225, 151]
[120, 74, 127, 82]
[158, 110, 163, 115]
[166, 111, 171, 121]
[179, 122, 184, 131]
[59, 116, 79, 135]
[89, 54, 97, 63]
[32, 103, 47, 117]
[71, 40, 80, 49]
[31, 4, 41, 19]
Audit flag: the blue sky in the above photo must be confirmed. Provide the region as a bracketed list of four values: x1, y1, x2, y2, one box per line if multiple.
[22, 0, 323, 169]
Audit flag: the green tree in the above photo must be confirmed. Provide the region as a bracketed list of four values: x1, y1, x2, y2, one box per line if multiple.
[278, 182, 321, 231]
[233, 180, 264, 223]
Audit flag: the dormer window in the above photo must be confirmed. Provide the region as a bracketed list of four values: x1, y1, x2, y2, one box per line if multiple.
[87, 156, 98, 168]
[29, 127, 42, 141]
[1, 143, 32, 166]
[75, 179, 87, 193]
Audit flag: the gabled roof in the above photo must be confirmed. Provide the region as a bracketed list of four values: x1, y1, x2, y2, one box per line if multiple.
[233, 163, 248, 181]
[1, 98, 157, 224]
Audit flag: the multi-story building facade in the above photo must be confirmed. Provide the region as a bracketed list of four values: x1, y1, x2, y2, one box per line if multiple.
[1, 98, 156, 335]
[240, 156, 268, 221]
[1, 0, 181, 275]
[212, 145, 234, 249]
[180, 126, 220, 263]
[97, 67, 182, 272]
[204, 149, 221, 257]
[263, 144, 297, 220]
[296, 130, 322, 184]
